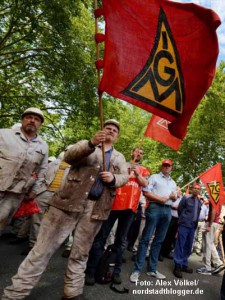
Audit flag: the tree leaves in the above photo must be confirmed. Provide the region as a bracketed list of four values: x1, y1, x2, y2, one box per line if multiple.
[0, 1, 224, 185]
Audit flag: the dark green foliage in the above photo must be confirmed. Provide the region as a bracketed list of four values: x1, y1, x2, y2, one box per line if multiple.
[0, 1, 224, 185]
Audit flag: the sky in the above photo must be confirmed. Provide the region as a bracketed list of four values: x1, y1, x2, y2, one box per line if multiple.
[172, 0, 225, 64]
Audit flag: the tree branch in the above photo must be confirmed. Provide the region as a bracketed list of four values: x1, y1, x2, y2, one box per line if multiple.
[0, 47, 51, 56]
[0, 53, 48, 69]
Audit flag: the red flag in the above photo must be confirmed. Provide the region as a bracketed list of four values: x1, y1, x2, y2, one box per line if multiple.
[13, 199, 40, 218]
[98, 0, 220, 139]
[220, 190, 225, 205]
[144, 115, 182, 150]
[199, 163, 224, 211]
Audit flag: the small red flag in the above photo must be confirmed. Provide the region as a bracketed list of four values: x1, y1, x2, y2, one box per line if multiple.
[144, 115, 182, 150]
[199, 163, 224, 211]
[99, 0, 221, 139]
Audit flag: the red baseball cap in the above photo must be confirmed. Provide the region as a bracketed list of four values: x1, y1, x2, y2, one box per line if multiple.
[193, 183, 201, 188]
[162, 159, 172, 166]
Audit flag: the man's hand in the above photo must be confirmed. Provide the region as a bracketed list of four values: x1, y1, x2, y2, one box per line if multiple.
[161, 196, 170, 203]
[205, 225, 211, 232]
[91, 131, 106, 146]
[100, 171, 114, 183]
[169, 191, 178, 201]
[130, 164, 139, 175]
[203, 222, 211, 232]
[161, 193, 176, 203]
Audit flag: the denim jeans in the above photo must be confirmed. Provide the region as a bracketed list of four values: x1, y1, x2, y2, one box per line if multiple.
[134, 203, 171, 273]
[86, 209, 135, 275]
[173, 225, 195, 268]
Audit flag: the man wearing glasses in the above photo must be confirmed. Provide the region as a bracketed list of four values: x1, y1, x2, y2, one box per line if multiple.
[130, 159, 177, 282]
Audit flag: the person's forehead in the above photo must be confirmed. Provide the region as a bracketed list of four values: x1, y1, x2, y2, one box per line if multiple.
[133, 149, 143, 154]
[104, 124, 118, 130]
[23, 113, 41, 119]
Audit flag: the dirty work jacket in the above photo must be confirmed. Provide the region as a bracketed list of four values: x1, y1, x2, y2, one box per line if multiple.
[0, 128, 48, 195]
[49, 140, 129, 221]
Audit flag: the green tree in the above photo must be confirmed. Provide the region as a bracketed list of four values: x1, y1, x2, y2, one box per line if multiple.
[0, 0, 98, 136]
[1, 0, 225, 185]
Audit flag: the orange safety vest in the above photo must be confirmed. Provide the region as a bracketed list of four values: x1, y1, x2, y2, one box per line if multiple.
[112, 165, 150, 213]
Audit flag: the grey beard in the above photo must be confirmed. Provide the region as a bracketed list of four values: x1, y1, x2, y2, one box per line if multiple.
[23, 126, 37, 134]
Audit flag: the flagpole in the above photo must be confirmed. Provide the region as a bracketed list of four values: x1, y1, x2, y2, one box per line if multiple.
[138, 135, 146, 149]
[94, 0, 106, 171]
[180, 176, 200, 190]
[132, 121, 148, 164]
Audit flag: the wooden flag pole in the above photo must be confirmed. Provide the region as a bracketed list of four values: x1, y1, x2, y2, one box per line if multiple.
[94, 0, 101, 86]
[180, 176, 200, 190]
[94, 0, 106, 171]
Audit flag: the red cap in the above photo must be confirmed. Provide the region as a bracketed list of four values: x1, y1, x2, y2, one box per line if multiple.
[193, 183, 201, 188]
[162, 159, 172, 166]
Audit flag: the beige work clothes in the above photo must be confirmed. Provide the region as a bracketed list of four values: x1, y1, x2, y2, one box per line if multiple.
[29, 159, 70, 247]
[0, 128, 48, 194]
[2, 204, 102, 299]
[0, 128, 48, 233]
[2, 140, 128, 299]
[49, 140, 128, 220]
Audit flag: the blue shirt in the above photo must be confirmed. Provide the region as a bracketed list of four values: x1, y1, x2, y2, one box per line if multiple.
[143, 172, 177, 206]
[199, 203, 209, 221]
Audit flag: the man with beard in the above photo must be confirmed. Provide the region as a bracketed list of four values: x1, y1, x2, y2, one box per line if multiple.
[2, 119, 128, 300]
[0, 107, 48, 235]
[85, 147, 150, 285]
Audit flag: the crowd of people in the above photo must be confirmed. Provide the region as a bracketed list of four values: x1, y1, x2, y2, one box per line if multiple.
[0, 107, 225, 300]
